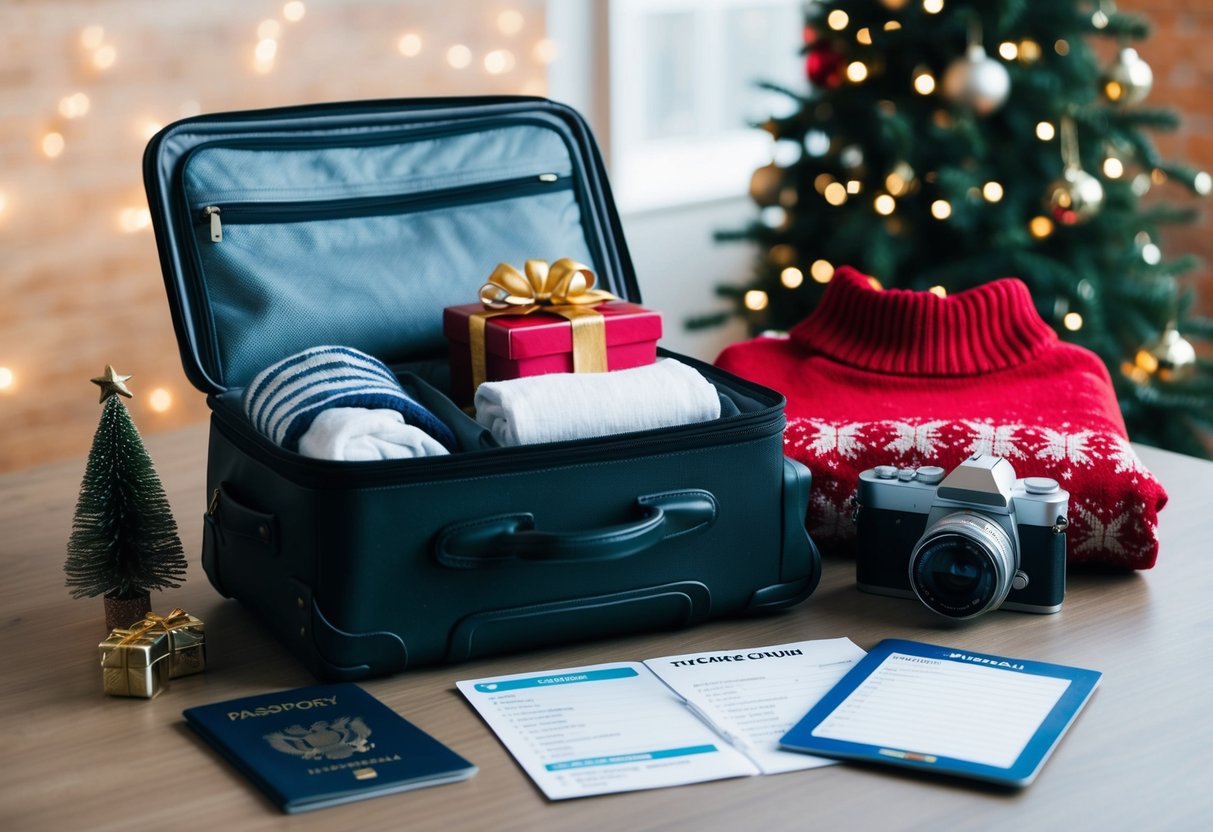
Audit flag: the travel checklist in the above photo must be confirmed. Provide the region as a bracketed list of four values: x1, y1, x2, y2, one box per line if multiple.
[456, 638, 864, 799]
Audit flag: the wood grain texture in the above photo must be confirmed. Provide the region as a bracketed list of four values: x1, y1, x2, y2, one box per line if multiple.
[1, 429, 1210, 830]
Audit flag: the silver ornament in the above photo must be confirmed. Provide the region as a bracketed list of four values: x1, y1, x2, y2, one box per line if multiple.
[1134, 325, 1196, 383]
[942, 45, 1011, 115]
[1102, 47, 1153, 106]
[1047, 167, 1105, 225]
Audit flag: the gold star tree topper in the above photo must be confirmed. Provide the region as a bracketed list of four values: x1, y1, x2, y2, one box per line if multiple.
[90, 365, 134, 403]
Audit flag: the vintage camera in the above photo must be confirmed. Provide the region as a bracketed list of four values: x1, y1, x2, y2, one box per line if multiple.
[854, 453, 1068, 618]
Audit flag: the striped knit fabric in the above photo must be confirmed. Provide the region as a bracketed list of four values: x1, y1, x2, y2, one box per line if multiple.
[242, 346, 456, 452]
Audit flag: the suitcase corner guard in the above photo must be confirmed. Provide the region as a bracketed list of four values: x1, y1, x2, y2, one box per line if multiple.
[288, 578, 409, 680]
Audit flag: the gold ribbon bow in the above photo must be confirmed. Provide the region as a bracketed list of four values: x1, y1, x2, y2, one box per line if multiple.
[117, 608, 192, 646]
[468, 258, 617, 393]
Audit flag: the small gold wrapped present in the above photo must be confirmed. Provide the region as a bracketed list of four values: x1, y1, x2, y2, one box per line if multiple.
[98, 608, 206, 698]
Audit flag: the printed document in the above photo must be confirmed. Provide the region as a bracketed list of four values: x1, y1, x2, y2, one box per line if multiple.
[457, 638, 864, 799]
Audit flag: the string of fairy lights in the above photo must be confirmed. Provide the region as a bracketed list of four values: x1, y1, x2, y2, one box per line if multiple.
[0, 1, 555, 407]
[740, 0, 1213, 345]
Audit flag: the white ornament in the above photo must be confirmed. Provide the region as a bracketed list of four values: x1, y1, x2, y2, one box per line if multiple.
[942, 45, 1011, 115]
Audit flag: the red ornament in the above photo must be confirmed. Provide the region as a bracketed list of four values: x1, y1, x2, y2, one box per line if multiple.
[807, 43, 845, 88]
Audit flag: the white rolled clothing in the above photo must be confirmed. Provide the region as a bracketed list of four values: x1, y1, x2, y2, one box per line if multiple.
[474, 358, 722, 446]
[297, 407, 451, 461]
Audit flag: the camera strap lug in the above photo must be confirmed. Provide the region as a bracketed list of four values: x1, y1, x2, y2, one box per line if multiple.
[1052, 515, 1069, 534]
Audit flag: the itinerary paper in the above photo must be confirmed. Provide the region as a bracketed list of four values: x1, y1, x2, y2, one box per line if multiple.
[457, 638, 865, 799]
[780, 639, 1101, 787]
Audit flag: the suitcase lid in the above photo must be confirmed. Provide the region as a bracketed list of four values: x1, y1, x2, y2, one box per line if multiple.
[143, 97, 641, 396]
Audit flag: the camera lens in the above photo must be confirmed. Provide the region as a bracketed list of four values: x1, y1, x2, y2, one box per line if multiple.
[909, 513, 1016, 619]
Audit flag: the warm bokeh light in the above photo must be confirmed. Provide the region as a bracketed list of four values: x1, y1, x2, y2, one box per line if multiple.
[484, 49, 516, 74]
[827, 10, 849, 31]
[810, 260, 835, 283]
[1195, 172, 1212, 195]
[823, 182, 848, 205]
[913, 70, 936, 95]
[929, 285, 947, 298]
[148, 387, 173, 413]
[998, 41, 1018, 61]
[92, 44, 117, 70]
[138, 119, 164, 140]
[258, 19, 282, 40]
[532, 38, 557, 64]
[884, 21, 902, 31]
[930, 199, 952, 219]
[447, 44, 472, 69]
[923, 0, 945, 14]
[118, 207, 152, 233]
[1141, 243, 1162, 265]
[780, 267, 804, 289]
[282, 1, 306, 23]
[58, 93, 91, 119]
[255, 38, 278, 62]
[1063, 312, 1084, 331]
[744, 290, 769, 311]
[41, 132, 65, 159]
[1029, 215, 1055, 239]
[1036, 121, 1055, 141]
[814, 173, 834, 194]
[874, 194, 896, 215]
[0, 367, 13, 392]
[846, 61, 869, 83]
[982, 181, 1004, 202]
[398, 33, 423, 57]
[1054, 39, 1070, 56]
[1103, 157, 1124, 178]
[856, 28, 872, 45]
[80, 25, 105, 50]
[498, 10, 525, 35]
[846, 180, 862, 194]
[1018, 40, 1041, 63]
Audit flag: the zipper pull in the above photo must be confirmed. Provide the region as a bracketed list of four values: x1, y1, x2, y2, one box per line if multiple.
[202, 206, 222, 242]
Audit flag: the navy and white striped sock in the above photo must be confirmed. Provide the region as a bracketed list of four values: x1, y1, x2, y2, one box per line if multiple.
[242, 346, 456, 452]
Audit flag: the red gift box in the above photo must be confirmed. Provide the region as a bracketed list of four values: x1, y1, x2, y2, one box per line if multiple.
[443, 300, 662, 405]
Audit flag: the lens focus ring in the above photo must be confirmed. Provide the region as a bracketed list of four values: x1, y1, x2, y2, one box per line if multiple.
[908, 512, 1017, 619]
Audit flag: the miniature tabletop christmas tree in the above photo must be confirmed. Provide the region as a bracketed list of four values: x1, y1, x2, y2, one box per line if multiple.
[65, 366, 187, 629]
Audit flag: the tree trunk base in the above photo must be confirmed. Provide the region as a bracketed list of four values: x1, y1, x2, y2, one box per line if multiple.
[104, 593, 151, 630]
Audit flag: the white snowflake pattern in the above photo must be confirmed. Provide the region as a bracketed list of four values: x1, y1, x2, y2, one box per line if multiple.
[810, 491, 855, 540]
[883, 419, 950, 458]
[1071, 501, 1130, 559]
[1037, 428, 1097, 468]
[962, 421, 1027, 459]
[801, 419, 867, 460]
[1107, 434, 1147, 476]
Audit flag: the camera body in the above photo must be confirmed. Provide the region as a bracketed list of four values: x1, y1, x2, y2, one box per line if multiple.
[855, 453, 1068, 618]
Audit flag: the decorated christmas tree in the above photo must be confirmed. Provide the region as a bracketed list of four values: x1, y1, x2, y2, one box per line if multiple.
[701, 0, 1213, 457]
[65, 366, 187, 628]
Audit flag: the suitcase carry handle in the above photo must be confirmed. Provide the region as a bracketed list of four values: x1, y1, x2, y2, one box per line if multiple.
[435, 489, 717, 568]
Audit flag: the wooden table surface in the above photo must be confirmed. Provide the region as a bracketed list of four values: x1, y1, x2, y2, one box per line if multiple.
[1, 425, 1210, 831]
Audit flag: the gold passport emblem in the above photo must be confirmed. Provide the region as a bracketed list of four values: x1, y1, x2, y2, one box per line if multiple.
[353, 767, 378, 780]
[264, 716, 374, 761]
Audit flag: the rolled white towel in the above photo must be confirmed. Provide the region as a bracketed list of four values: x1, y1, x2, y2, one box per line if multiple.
[298, 407, 451, 461]
[474, 358, 721, 446]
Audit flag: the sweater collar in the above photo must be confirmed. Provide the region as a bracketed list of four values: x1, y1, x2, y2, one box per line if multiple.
[789, 266, 1059, 376]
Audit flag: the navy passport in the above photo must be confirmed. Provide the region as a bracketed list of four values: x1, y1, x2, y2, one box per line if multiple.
[184, 683, 476, 813]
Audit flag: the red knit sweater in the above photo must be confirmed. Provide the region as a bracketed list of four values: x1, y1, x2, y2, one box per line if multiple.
[715, 266, 1167, 569]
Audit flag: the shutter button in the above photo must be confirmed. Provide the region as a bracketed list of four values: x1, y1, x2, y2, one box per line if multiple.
[1024, 477, 1060, 495]
[915, 466, 946, 485]
[875, 465, 898, 479]
[897, 468, 916, 481]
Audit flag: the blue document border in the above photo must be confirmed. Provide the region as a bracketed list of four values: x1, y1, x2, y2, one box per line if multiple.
[779, 639, 1101, 787]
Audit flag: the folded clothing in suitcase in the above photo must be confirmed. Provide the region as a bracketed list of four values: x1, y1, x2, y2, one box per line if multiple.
[144, 97, 821, 680]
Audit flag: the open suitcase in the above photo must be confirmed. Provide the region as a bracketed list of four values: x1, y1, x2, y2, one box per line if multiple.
[144, 97, 821, 680]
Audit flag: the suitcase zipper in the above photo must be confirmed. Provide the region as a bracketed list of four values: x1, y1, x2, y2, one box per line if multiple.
[198, 173, 566, 243]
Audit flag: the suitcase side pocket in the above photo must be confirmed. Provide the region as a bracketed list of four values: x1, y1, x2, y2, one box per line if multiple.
[201, 482, 278, 598]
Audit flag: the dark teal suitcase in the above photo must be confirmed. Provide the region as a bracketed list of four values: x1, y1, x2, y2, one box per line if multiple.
[144, 97, 820, 680]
